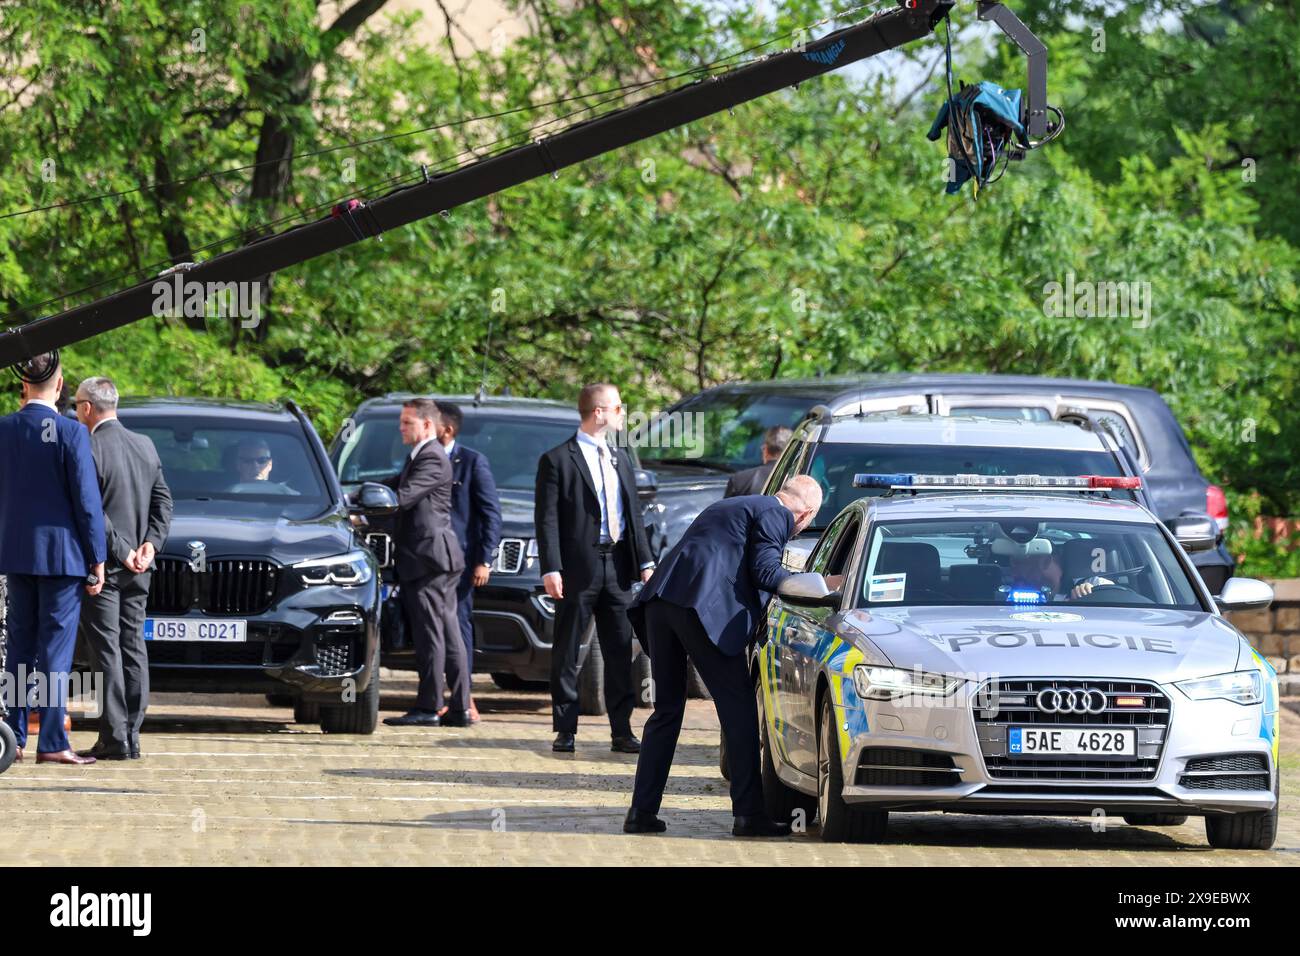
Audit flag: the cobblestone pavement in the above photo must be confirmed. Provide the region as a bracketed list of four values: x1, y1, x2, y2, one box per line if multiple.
[2, 676, 1298, 866]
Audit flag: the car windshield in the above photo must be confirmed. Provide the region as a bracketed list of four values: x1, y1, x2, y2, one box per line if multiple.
[808, 443, 1130, 529]
[125, 416, 332, 516]
[858, 517, 1202, 611]
[332, 411, 580, 492]
[639, 391, 816, 471]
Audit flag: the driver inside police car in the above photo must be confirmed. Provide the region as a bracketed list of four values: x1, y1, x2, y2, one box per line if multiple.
[1007, 549, 1113, 601]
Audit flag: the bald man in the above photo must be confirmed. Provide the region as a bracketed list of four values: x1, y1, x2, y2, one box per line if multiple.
[625, 475, 825, 838]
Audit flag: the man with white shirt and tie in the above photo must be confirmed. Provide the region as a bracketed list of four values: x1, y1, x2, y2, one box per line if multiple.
[535, 384, 656, 753]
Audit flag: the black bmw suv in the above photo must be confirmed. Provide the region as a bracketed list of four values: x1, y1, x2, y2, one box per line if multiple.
[97, 398, 396, 734]
[330, 393, 662, 713]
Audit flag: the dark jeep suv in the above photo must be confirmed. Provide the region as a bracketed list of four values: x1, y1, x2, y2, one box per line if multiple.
[329, 393, 661, 713]
[94, 398, 394, 734]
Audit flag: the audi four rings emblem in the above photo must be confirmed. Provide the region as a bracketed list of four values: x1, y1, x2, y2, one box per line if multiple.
[1035, 688, 1107, 714]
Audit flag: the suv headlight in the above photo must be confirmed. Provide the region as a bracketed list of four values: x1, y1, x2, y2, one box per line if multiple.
[294, 550, 373, 587]
[852, 665, 965, 701]
[1176, 670, 1262, 705]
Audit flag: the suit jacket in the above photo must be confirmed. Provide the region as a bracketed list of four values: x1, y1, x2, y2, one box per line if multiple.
[633, 495, 793, 656]
[89, 418, 173, 574]
[383, 441, 465, 582]
[724, 461, 776, 498]
[0, 403, 106, 578]
[447, 442, 502, 569]
[535, 435, 654, 590]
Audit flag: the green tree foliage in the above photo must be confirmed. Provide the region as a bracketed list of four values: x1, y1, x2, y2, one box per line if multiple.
[0, 0, 1296, 515]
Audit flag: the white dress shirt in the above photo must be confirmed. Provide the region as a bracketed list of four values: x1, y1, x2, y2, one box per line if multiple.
[542, 430, 654, 585]
[409, 437, 436, 460]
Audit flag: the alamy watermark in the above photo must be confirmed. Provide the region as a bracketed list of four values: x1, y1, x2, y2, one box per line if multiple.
[152, 274, 262, 329]
[1042, 271, 1153, 328]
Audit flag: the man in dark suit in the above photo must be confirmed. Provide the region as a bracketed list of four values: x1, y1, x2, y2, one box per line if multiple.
[74, 376, 173, 760]
[535, 383, 656, 754]
[381, 398, 471, 728]
[0, 351, 107, 765]
[625, 475, 824, 837]
[435, 402, 501, 724]
[724, 426, 792, 498]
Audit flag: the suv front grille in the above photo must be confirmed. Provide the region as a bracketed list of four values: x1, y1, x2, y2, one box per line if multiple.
[1180, 753, 1269, 791]
[974, 678, 1170, 782]
[149, 558, 280, 615]
[855, 748, 960, 787]
[493, 538, 525, 574]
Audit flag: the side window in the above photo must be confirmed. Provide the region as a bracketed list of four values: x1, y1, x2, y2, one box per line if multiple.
[826, 520, 860, 577]
[807, 512, 852, 576]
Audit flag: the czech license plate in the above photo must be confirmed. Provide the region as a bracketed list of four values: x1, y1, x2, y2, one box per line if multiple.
[1008, 727, 1135, 757]
[144, 618, 248, 643]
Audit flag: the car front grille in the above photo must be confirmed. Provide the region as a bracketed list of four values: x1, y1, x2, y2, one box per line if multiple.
[1180, 753, 1270, 791]
[146, 640, 298, 668]
[974, 678, 1170, 782]
[493, 538, 525, 574]
[149, 558, 280, 615]
[855, 748, 961, 787]
[315, 640, 353, 676]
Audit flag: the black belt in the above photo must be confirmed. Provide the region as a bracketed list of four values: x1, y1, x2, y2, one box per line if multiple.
[596, 540, 622, 553]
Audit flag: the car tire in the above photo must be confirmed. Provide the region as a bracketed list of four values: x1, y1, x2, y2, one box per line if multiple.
[490, 672, 531, 691]
[266, 693, 294, 708]
[632, 650, 653, 709]
[1204, 776, 1279, 850]
[577, 622, 606, 716]
[817, 694, 887, 843]
[758, 681, 816, 824]
[1123, 813, 1189, 827]
[293, 699, 321, 725]
[320, 650, 380, 735]
[0, 719, 16, 775]
[687, 662, 712, 700]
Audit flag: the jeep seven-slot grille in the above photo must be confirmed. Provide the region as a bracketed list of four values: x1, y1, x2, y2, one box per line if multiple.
[493, 539, 525, 574]
[974, 678, 1170, 782]
[1180, 753, 1270, 791]
[148, 558, 280, 615]
[855, 748, 960, 787]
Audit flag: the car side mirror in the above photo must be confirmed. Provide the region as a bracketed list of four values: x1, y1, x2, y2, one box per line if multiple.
[1215, 576, 1273, 613]
[350, 481, 398, 516]
[1169, 513, 1217, 553]
[634, 467, 658, 502]
[778, 572, 842, 608]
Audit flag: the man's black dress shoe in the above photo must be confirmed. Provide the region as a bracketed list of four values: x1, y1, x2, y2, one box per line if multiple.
[623, 808, 667, 834]
[440, 710, 474, 728]
[552, 732, 576, 752]
[129, 736, 141, 759]
[383, 710, 442, 727]
[610, 734, 641, 754]
[76, 742, 131, 761]
[733, 815, 793, 838]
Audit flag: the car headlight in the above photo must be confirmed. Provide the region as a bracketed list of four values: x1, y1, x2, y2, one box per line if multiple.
[1175, 670, 1262, 706]
[294, 550, 373, 587]
[852, 665, 965, 701]
[526, 538, 538, 559]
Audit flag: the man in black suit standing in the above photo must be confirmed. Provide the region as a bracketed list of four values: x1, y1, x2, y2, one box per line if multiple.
[381, 398, 472, 728]
[74, 376, 173, 761]
[535, 383, 656, 754]
[435, 401, 502, 724]
[625, 475, 825, 838]
[724, 426, 792, 498]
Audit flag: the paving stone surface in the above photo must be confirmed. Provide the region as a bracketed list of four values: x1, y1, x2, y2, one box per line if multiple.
[2, 677, 1298, 866]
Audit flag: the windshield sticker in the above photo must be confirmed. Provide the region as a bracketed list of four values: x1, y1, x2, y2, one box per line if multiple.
[868, 573, 906, 603]
[1010, 611, 1083, 624]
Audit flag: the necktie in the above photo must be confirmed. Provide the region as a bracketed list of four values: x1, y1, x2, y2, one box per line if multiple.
[598, 443, 621, 543]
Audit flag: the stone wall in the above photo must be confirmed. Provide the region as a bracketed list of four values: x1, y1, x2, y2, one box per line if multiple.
[1226, 579, 1300, 677]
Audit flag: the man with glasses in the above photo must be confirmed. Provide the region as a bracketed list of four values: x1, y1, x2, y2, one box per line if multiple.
[229, 438, 297, 495]
[535, 384, 656, 753]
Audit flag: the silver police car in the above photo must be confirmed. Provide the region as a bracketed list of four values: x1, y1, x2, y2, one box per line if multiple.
[758, 474, 1280, 848]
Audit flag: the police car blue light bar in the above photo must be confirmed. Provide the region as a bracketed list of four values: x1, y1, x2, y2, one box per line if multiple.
[851, 473, 1143, 490]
